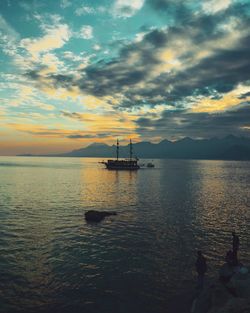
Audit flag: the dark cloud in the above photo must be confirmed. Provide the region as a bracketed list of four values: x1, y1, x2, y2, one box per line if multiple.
[147, 0, 171, 10]
[25, 69, 76, 90]
[145, 0, 193, 24]
[50, 74, 75, 88]
[26, 69, 43, 80]
[143, 29, 168, 47]
[238, 92, 250, 99]
[14, 127, 70, 137]
[160, 40, 250, 101]
[75, 40, 160, 98]
[60, 111, 93, 122]
[67, 134, 93, 139]
[25, 2, 250, 114]
[136, 104, 250, 139]
[117, 5, 135, 17]
[67, 133, 109, 139]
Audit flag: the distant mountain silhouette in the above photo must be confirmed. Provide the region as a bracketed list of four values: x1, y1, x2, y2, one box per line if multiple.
[18, 135, 250, 160]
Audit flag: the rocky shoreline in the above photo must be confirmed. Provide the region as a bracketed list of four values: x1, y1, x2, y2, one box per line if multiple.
[191, 264, 250, 313]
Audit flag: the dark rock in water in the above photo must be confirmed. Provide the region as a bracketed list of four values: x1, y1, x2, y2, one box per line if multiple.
[85, 210, 117, 222]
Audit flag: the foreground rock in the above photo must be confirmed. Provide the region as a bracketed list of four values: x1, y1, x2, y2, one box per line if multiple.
[85, 210, 117, 222]
[192, 265, 250, 313]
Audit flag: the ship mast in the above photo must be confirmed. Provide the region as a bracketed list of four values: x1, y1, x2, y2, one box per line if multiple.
[129, 139, 133, 161]
[116, 139, 119, 161]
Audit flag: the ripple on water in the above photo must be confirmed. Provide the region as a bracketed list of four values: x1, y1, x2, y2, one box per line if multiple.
[0, 158, 250, 313]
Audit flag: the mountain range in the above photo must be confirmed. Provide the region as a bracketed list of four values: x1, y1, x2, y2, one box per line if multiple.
[18, 135, 250, 160]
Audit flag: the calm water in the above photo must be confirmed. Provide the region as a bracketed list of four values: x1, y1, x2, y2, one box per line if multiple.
[1, 157, 250, 313]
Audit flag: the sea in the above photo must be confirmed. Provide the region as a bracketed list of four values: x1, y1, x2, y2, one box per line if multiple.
[0, 157, 250, 313]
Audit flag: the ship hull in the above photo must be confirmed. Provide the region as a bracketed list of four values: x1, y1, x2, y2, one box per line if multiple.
[105, 165, 140, 170]
[104, 160, 140, 170]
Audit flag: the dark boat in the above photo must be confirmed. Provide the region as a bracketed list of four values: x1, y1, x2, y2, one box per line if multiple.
[102, 139, 140, 170]
[147, 162, 155, 168]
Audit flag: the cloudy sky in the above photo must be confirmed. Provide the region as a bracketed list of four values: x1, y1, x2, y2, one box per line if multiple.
[0, 0, 250, 155]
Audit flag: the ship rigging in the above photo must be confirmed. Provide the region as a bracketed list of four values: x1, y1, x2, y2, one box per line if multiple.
[102, 139, 140, 170]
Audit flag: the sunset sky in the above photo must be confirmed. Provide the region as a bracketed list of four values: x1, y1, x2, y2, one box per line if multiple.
[0, 0, 250, 155]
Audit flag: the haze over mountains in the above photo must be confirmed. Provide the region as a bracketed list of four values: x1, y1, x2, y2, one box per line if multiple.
[19, 135, 250, 160]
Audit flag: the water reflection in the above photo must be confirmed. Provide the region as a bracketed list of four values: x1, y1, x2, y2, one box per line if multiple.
[0, 157, 250, 313]
[191, 161, 250, 267]
[80, 159, 139, 212]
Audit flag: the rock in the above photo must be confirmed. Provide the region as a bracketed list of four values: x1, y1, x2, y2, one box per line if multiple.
[209, 298, 250, 313]
[192, 284, 213, 313]
[210, 282, 234, 310]
[85, 210, 117, 222]
[228, 271, 250, 298]
[190, 266, 250, 313]
[219, 263, 234, 283]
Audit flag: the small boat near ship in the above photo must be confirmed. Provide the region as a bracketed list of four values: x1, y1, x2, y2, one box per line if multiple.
[147, 162, 155, 168]
[101, 139, 140, 170]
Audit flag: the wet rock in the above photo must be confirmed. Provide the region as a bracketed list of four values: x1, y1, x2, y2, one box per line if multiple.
[192, 266, 250, 313]
[192, 284, 213, 313]
[219, 263, 234, 282]
[228, 271, 250, 298]
[210, 282, 233, 310]
[85, 210, 117, 222]
[209, 298, 250, 313]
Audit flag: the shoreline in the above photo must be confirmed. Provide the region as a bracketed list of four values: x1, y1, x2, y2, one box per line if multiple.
[167, 264, 250, 313]
[191, 264, 250, 313]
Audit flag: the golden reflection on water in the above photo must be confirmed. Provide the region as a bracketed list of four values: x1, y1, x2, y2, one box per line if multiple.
[79, 159, 139, 211]
[193, 161, 249, 234]
[189, 160, 250, 267]
[195, 160, 229, 230]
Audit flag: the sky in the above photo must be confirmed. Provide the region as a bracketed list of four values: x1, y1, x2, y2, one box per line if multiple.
[0, 0, 250, 155]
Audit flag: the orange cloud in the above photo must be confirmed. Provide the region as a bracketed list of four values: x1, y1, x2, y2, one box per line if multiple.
[7, 115, 139, 141]
[191, 84, 250, 113]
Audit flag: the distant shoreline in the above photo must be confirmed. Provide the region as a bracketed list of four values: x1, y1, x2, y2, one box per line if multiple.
[14, 155, 250, 161]
[14, 135, 250, 161]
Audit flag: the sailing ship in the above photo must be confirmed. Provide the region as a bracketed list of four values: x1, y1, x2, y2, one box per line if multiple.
[102, 139, 140, 170]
